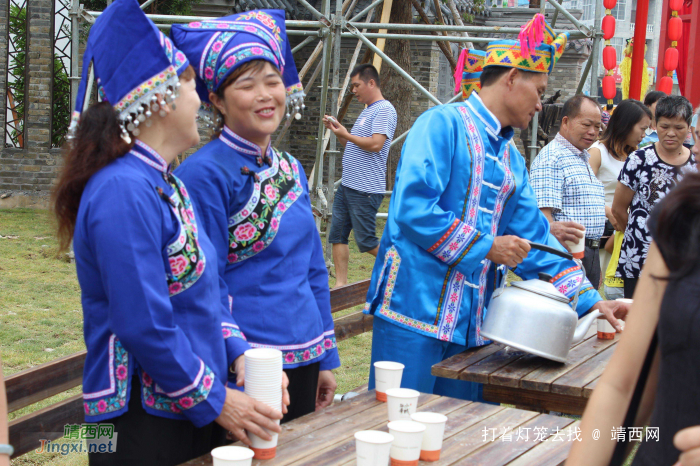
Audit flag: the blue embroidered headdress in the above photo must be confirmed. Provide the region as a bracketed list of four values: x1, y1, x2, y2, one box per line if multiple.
[68, 0, 190, 142]
[170, 10, 304, 122]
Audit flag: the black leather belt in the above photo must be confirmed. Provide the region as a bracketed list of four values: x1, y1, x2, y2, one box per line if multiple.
[585, 238, 600, 249]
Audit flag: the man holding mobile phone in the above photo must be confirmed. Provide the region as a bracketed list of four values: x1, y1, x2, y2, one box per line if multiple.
[323, 64, 397, 288]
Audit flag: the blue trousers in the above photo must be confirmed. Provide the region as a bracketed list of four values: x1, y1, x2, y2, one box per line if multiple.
[368, 316, 491, 402]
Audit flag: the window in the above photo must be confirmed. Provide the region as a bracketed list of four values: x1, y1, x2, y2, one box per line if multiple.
[52, 0, 72, 147]
[611, 0, 626, 21]
[5, 0, 29, 148]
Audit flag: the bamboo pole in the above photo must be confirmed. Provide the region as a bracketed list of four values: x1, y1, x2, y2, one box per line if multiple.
[371, 0, 394, 73]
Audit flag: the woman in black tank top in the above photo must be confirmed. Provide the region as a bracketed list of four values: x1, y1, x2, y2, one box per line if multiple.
[566, 167, 700, 466]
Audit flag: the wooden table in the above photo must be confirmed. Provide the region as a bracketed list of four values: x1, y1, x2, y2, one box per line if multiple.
[182, 388, 581, 466]
[432, 326, 620, 415]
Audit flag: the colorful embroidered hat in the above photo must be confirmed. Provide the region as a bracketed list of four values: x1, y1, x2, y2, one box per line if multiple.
[170, 10, 304, 121]
[68, 0, 190, 142]
[453, 49, 486, 100]
[484, 13, 568, 74]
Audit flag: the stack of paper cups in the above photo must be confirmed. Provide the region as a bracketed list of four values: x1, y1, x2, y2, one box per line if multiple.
[244, 348, 283, 459]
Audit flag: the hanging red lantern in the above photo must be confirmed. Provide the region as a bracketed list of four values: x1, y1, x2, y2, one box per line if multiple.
[668, 17, 683, 41]
[602, 16, 616, 40]
[602, 75, 617, 100]
[603, 46, 617, 70]
[669, 0, 683, 11]
[664, 47, 679, 71]
[603, 0, 617, 9]
[658, 76, 673, 95]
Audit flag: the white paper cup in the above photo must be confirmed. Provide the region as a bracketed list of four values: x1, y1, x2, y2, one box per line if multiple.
[374, 361, 405, 402]
[616, 298, 633, 304]
[211, 446, 255, 466]
[244, 348, 283, 459]
[564, 227, 586, 259]
[386, 388, 420, 421]
[354, 430, 394, 466]
[597, 316, 616, 340]
[387, 420, 426, 466]
[410, 412, 447, 462]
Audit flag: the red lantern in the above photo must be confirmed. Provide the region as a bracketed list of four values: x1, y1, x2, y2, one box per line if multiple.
[603, 0, 617, 9]
[603, 46, 617, 70]
[664, 47, 679, 71]
[669, 0, 683, 10]
[668, 17, 683, 41]
[602, 75, 617, 100]
[602, 15, 616, 40]
[658, 76, 673, 95]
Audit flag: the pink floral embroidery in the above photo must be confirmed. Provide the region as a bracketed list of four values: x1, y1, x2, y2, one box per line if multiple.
[180, 397, 194, 409]
[84, 403, 89, 414]
[285, 353, 295, 363]
[225, 56, 236, 67]
[169, 282, 182, 294]
[142, 373, 153, 387]
[189, 21, 202, 27]
[264, 184, 278, 200]
[223, 328, 232, 338]
[170, 403, 181, 414]
[245, 26, 257, 33]
[195, 261, 204, 274]
[228, 253, 239, 262]
[324, 338, 333, 349]
[97, 400, 107, 413]
[212, 42, 223, 53]
[302, 350, 311, 361]
[169, 255, 188, 276]
[316, 345, 323, 354]
[252, 241, 264, 252]
[145, 395, 155, 407]
[204, 67, 214, 80]
[203, 375, 213, 390]
[270, 218, 279, 231]
[251, 46, 264, 55]
[233, 223, 256, 242]
[116, 365, 127, 381]
[278, 203, 286, 212]
[279, 159, 291, 174]
[288, 191, 297, 201]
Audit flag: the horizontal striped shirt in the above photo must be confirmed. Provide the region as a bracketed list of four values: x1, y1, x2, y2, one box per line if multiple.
[341, 99, 397, 194]
[530, 133, 606, 240]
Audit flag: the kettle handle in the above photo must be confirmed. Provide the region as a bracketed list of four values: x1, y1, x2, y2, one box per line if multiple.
[527, 241, 573, 261]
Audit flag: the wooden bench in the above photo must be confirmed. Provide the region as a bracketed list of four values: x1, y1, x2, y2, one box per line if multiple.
[6, 279, 372, 458]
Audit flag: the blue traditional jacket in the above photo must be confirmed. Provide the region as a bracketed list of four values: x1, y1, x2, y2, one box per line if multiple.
[363, 93, 602, 347]
[74, 140, 249, 427]
[175, 127, 340, 370]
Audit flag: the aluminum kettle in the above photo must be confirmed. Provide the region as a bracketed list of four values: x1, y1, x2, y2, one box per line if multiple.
[480, 242, 602, 363]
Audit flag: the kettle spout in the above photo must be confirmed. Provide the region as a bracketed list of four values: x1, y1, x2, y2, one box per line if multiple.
[572, 310, 603, 344]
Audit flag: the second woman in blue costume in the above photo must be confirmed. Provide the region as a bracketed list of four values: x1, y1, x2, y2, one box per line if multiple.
[171, 10, 340, 422]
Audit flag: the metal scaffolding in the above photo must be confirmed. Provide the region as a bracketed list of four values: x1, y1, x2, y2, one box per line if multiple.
[70, 0, 602, 266]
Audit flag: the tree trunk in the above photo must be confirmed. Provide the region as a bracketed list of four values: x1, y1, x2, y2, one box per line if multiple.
[379, 0, 413, 189]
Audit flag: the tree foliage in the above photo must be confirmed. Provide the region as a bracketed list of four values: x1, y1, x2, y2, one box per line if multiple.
[8, 4, 27, 146]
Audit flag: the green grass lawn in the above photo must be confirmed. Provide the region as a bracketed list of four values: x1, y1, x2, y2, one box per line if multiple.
[0, 204, 386, 465]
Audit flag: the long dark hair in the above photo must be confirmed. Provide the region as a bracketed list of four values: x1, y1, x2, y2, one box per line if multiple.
[52, 102, 132, 252]
[653, 172, 700, 280]
[600, 99, 651, 159]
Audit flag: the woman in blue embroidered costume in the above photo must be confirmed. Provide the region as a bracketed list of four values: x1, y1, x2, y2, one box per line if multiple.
[363, 14, 630, 400]
[171, 9, 340, 422]
[52, 1, 287, 464]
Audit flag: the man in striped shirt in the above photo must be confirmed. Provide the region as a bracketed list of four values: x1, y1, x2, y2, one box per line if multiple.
[324, 64, 397, 287]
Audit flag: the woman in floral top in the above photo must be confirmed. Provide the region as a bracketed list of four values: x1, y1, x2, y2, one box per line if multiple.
[612, 95, 697, 298]
[171, 10, 340, 423]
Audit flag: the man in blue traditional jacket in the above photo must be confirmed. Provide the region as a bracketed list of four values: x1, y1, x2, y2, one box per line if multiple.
[364, 14, 630, 400]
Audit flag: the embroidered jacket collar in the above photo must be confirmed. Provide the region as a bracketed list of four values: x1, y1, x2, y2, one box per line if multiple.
[219, 125, 274, 164]
[130, 140, 169, 173]
[465, 92, 514, 142]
